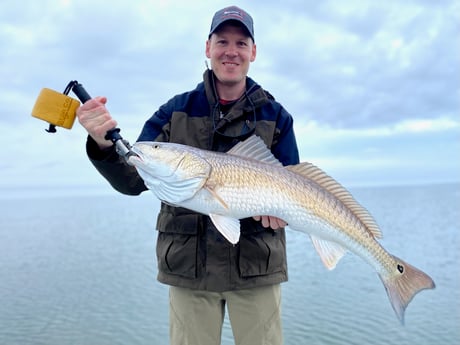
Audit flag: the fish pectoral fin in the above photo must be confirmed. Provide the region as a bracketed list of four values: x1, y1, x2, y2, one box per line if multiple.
[205, 186, 229, 209]
[209, 214, 240, 244]
[310, 235, 348, 270]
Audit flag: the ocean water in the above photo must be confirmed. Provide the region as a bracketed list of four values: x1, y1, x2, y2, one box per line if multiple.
[0, 183, 458, 345]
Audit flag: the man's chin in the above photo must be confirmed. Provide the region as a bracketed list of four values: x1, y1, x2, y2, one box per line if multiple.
[218, 75, 244, 85]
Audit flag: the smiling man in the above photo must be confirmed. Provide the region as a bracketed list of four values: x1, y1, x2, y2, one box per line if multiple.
[77, 5, 299, 345]
[206, 10, 256, 100]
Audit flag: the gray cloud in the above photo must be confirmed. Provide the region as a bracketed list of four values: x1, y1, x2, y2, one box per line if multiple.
[252, 0, 459, 128]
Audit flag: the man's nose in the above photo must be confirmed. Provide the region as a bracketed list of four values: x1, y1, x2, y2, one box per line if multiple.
[225, 44, 238, 57]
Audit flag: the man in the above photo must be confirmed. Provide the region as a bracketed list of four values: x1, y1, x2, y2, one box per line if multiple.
[77, 6, 299, 345]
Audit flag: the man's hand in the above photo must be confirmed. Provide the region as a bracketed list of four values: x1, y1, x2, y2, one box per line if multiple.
[76, 96, 118, 149]
[253, 216, 287, 230]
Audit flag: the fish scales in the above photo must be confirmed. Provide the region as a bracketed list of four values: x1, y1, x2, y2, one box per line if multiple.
[207, 154, 372, 253]
[205, 152, 333, 222]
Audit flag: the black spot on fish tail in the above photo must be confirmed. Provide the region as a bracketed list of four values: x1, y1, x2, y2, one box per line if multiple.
[397, 264, 404, 273]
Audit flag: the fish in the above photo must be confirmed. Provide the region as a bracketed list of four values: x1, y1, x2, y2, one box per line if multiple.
[127, 135, 435, 324]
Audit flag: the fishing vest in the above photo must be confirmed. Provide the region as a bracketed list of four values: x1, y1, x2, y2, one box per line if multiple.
[148, 70, 298, 291]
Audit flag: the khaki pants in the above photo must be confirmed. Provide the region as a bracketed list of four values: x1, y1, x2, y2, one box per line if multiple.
[169, 284, 283, 345]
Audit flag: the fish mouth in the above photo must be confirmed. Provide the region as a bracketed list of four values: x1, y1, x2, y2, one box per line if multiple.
[130, 145, 143, 157]
[127, 148, 184, 180]
[127, 147, 144, 166]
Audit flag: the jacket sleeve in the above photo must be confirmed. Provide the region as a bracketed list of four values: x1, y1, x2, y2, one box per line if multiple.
[85, 98, 176, 195]
[86, 136, 147, 195]
[273, 106, 300, 166]
[137, 97, 177, 142]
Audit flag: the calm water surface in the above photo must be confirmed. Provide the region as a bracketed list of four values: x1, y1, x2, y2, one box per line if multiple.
[0, 183, 458, 345]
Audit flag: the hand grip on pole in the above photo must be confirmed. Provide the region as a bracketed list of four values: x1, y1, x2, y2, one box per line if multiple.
[70, 82, 132, 157]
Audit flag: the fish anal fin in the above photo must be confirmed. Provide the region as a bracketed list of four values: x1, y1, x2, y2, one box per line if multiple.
[310, 235, 347, 270]
[209, 214, 240, 244]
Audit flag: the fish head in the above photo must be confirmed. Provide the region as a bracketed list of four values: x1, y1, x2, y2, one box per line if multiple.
[128, 141, 211, 204]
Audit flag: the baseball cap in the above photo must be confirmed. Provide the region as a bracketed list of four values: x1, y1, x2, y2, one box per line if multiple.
[209, 6, 254, 42]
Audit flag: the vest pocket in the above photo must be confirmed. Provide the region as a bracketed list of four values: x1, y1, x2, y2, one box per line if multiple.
[238, 229, 286, 278]
[156, 207, 200, 279]
[156, 231, 197, 279]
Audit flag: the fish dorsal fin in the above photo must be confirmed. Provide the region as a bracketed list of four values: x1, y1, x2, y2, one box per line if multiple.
[287, 162, 383, 239]
[209, 214, 241, 244]
[227, 135, 283, 167]
[310, 235, 348, 270]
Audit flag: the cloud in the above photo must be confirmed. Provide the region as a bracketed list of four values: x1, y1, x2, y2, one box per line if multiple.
[252, 0, 460, 128]
[297, 117, 459, 140]
[0, 0, 458, 191]
[295, 117, 460, 186]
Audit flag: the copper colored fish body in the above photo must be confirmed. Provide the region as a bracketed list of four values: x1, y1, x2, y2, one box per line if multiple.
[128, 135, 435, 323]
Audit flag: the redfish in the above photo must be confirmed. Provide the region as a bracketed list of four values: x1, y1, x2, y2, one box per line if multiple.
[128, 135, 435, 323]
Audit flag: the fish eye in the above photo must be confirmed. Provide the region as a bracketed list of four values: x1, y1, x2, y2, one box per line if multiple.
[152, 144, 160, 149]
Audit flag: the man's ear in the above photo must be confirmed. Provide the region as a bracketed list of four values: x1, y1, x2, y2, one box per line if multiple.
[250, 43, 257, 62]
[205, 40, 211, 58]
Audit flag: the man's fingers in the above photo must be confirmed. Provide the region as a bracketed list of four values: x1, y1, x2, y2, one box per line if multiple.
[272, 217, 287, 228]
[252, 215, 287, 230]
[261, 216, 270, 228]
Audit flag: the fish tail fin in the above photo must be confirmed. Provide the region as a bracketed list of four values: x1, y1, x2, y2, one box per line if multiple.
[379, 255, 435, 324]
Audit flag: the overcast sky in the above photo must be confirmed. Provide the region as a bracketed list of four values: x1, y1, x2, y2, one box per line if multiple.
[1, 0, 459, 195]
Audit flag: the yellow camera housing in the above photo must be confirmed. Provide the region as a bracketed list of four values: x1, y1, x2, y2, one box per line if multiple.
[31, 88, 80, 129]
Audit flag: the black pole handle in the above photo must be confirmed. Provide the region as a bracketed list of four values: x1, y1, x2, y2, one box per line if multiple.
[104, 128, 123, 144]
[70, 81, 132, 157]
[71, 82, 120, 144]
[71, 82, 92, 103]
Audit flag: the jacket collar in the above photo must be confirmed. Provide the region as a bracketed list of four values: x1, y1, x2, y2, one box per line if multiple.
[202, 69, 270, 114]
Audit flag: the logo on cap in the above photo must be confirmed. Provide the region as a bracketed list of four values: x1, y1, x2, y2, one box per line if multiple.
[222, 9, 244, 20]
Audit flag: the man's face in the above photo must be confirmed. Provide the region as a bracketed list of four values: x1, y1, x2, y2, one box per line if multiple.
[206, 23, 256, 88]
